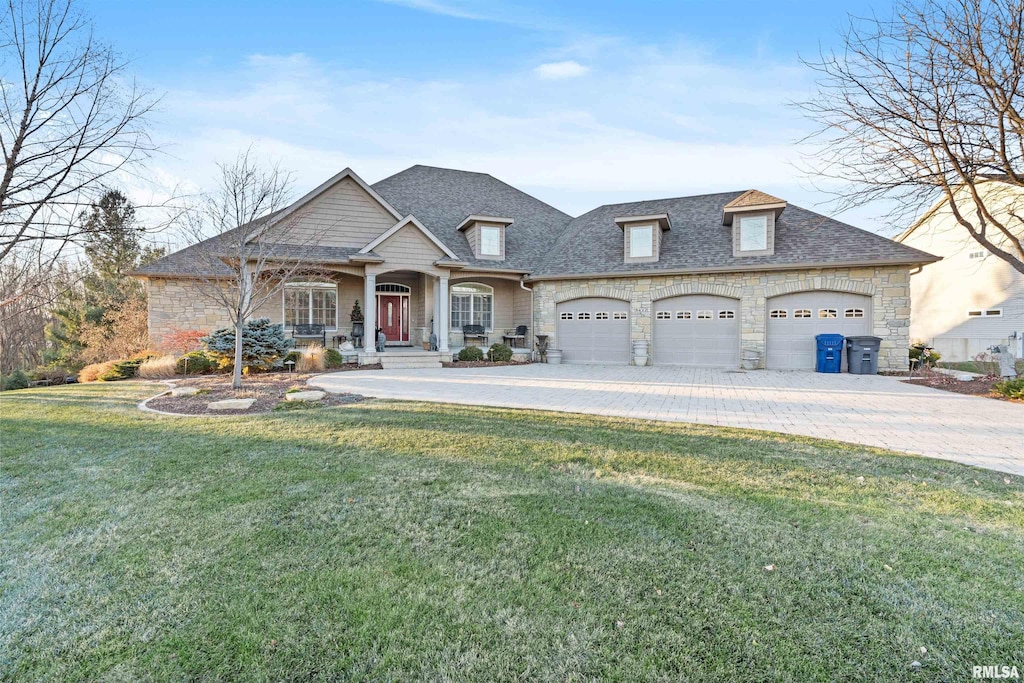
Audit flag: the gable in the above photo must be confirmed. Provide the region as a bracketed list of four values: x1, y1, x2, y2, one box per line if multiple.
[372, 221, 446, 268]
[260, 176, 398, 249]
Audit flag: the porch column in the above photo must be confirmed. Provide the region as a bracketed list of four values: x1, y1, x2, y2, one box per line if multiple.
[437, 275, 449, 352]
[364, 272, 376, 356]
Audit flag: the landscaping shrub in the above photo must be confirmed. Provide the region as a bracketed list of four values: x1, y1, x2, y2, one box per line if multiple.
[138, 355, 178, 379]
[457, 346, 484, 362]
[97, 358, 144, 381]
[1, 370, 30, 391]
[296, 344, 326, 373]
[487, 343, 513, 362]
[202, 318, 291, 372]
[994, 377, 1024, 400]
[79, 361, 114, 383]
[131, 349, 163, 362]
[324, 348, 344, 368]
[175, 351, 216, 376]
[30, 366, 69, 385]
[160, 328, 206, 354]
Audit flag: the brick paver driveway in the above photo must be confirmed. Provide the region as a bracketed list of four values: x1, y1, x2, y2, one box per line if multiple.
[310, 364, 1023, 476]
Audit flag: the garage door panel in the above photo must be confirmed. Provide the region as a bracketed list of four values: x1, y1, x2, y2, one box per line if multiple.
[766, 291, 872, 370]
[653, 295, 740, 367]
[556, 298, 630, 364]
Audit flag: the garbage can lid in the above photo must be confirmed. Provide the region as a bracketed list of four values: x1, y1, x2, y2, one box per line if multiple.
[815, 333, 845, 342]
[845, 336, 882, 343]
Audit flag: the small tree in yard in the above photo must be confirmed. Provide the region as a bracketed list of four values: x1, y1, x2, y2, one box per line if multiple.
[800, 0, 1024, 274]
[201, 318, 291, 373]
[185, 150, 331, 389]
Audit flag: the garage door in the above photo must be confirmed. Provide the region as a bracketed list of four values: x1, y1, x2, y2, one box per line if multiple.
[653, 295, 740, 367]
[556, 298, 630, 364]
[766, 291, 872, 370]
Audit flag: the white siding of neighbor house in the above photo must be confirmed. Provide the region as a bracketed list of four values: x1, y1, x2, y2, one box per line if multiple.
[900, 188, 1024, 361]
[260, 176, 397, 249]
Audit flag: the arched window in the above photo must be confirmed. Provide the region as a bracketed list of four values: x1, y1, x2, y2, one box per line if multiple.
[284, 281, 337, 328]
[450, 282, 493, 330]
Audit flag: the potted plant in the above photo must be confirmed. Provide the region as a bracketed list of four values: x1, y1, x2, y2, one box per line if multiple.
[350, 300, 365, 347]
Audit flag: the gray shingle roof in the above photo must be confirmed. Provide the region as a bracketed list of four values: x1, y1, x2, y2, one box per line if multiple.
[533, 191, 938, 277]
[371, 165, 573, 271]
[135, 167, 937, 279]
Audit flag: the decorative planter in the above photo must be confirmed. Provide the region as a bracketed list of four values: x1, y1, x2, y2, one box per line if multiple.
[741, 350, 760, 370]
[632, 340, 649, 367]
[546, 349, 563, 365]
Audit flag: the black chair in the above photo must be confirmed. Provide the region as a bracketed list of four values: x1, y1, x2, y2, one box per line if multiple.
[503, 325, 528, 348]
[291, 323, 326, 346]
[462, 324, 488, 346]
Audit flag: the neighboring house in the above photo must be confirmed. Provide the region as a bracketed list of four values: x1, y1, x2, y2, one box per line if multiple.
[896, 183, 1024, 362]
[135, 165, 937, 371]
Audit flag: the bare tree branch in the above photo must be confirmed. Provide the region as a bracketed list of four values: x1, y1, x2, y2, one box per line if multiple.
[798, 0, 1024, 274]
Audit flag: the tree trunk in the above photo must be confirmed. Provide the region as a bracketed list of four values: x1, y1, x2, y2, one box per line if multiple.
[232, 320, 244, 389]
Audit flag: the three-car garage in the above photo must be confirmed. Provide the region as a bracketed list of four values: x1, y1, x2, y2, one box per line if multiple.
[553, 290, 874, 369]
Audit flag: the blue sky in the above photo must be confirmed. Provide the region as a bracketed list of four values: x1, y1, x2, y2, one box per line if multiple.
[88, 0, 894, 233]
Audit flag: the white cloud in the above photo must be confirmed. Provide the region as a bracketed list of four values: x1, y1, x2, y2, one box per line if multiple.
[139, 41, 892, 232]
[533, 60, 590, 80]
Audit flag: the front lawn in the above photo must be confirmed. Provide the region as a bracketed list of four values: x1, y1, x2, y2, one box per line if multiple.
[2, 382, 1022, 681]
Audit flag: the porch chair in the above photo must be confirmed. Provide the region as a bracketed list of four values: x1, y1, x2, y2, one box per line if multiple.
[462, 324, 488, 346]
[291, 323, 326, 346]
[502, 325, 528, 348]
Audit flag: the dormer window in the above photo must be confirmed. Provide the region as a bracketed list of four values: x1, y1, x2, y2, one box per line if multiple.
[723, 189, 785, 257]
[629, 225, 654, 258]
[739, 215, 768, 251]
[480, 225, 502, 256]
[456, 214, 512, 260]
[615, 213, 671, 264]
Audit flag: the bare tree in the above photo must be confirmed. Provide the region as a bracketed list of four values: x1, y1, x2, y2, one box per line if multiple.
[186, 151, 329, 389]
[800, 0, 1024, 274]
[0, 0, 155, 266]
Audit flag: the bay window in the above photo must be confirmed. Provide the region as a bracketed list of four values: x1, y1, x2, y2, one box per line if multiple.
[450, 283, 493, 329]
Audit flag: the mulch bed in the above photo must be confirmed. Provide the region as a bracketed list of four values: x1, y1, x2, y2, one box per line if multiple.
[903, 372, 1020, 402]
[146, 372, 369, 415]
[441, 360, 533, 368]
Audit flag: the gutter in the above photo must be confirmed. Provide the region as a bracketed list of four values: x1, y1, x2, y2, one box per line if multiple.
[525, 257, 943, 282]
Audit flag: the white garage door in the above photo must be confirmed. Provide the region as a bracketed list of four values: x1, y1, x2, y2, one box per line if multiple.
[653, 295, 740, 368]
[556, 298, 630, 364]
[766, 291, 872, 370]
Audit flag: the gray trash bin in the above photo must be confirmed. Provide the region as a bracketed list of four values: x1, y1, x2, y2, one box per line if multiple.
[846, 336, 882, 375]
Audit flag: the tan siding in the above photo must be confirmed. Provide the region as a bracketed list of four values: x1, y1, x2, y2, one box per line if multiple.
[262, 177, 396, 249]
[447, 277, 518, 347]
[373, 224, 445, 269]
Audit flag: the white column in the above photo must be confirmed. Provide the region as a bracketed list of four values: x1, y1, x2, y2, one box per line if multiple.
[364, 272, 376, 356]
[432, 280, 440, 337]
[437, 275, 449, 352]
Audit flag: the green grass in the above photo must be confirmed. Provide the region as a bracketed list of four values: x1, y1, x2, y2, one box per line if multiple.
[938, 359, 1024, 374]
[2, 382, 1022, 682]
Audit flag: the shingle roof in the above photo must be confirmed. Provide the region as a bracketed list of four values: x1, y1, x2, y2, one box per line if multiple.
[371, 165, 573, 271]
[533, 191, 938, 277]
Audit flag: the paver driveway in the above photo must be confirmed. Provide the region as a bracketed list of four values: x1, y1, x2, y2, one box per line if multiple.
[310, 364, 1024, 476]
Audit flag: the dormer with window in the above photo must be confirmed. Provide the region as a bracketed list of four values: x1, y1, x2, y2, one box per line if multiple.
[722, 190, 786, 257]
[615, 213, 671, 264]
[457, 215, 513, 260]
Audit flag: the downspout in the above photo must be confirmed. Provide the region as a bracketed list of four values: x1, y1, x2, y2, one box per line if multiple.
[520, 276, 534, 357]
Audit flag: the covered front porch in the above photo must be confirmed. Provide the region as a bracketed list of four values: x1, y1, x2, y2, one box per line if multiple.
[280, 267, 533, 360]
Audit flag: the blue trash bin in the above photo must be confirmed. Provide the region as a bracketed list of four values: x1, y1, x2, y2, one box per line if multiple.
[815, 334, 845, 373]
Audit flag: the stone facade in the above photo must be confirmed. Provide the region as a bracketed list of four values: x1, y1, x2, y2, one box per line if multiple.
[532, 266, 912, 371]
[146, 278, 282, 345]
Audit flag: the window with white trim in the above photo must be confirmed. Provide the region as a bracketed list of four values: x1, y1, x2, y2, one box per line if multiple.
[656, 311, 671, 320]
[794, 309, 811, 318]
[697, 310, 712, 320]
[818, 309, 837, 318]
[479, 226, 502, 256]
[718, 310, 736, 319]
[967, 308, 1002, 318]
[613, 311, 628, 320]
[451, 283, 493, 329]
[284, 282, 337, 328]
[844, 308, 865, 318]
[677, 311, 692, 320]
[968, 250, 985, 259]
[770, 309, 787, 319]
[578, 312, 591, 320]
[560, 312, 573, 320]
[596, 312, 609, 320]
[739, 215, 768, 251]
[629, 224, 654, 258]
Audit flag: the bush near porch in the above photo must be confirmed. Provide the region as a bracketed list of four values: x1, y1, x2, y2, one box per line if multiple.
[2, 382, 1022, 680]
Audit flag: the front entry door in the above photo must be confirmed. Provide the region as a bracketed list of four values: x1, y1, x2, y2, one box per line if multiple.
[376, 294, 409, 343]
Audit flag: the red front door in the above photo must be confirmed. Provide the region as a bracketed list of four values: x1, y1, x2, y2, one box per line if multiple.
[376, 294, 408, 343]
